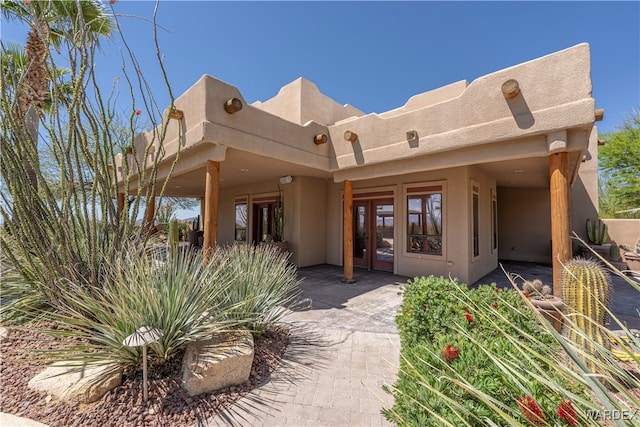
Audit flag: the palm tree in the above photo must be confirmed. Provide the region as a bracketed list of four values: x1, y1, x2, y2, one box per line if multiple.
[0, 0, 114, 188]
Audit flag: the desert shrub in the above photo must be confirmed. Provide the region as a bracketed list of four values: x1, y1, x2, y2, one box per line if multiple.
[41, 247, 240, 365]
[212, 244, 308, 334]
[384, 276, 592, 426]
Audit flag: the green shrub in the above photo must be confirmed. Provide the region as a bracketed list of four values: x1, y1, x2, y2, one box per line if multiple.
[384, 276, 589, 426]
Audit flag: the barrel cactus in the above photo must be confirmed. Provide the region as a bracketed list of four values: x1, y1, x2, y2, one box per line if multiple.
[561, 257, 612, 373]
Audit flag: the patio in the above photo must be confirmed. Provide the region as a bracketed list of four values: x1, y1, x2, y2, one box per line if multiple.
[202, 261, 637, 426]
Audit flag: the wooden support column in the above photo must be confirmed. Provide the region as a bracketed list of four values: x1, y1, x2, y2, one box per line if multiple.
[117, 193, 125, 217]
[203, 160, 220, 254]
[343, 180, 354, 282]
[144, 196, 155, 231]
[549, 152, 571, 297]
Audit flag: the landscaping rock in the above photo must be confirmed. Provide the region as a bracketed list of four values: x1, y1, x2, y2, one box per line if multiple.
[28, 362, 122, 404]
[0, 326, 9, 342]
[182, 330, 254, 396]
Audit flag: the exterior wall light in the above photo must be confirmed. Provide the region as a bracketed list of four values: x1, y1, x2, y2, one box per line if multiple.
[344, 130, 358, 143]
[314, 134, 328, 145]
[501, 79, 520, 99]
[169, 107, 184, 120]
[224, 98, 243, 114]
[406, 130, 418, 141]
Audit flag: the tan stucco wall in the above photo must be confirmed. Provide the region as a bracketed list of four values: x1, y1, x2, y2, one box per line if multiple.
[468, 166, 499, 283]
[497, 187, 552, 264]
[253, 78, 364, 126]
[571, 126, 599, 250]
[603, 219, 640, 250]
[292, 176, 329, 267]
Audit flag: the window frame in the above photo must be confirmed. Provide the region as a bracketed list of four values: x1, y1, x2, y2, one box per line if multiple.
[234, 195, 249, 242]
[403, 181, 446, 259]
[471, 180, 480, 260]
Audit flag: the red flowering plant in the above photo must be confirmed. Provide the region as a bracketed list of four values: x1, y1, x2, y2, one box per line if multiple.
[556, 400, 578, 426]
[517, 396, 546, 426]
[442, 344, 459, 362]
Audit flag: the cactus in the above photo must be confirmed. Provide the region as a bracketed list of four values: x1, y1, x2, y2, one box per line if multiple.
[609, 244, 622, 262]
[561, 257, 612, 373]
[168, 218, 179, 259]
[521, 279, 552, 299]
[586, 218, 608, 245]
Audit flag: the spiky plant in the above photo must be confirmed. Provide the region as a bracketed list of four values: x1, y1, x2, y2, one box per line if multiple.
[211, 244, 308, 334]
[561, 257, 612, 374]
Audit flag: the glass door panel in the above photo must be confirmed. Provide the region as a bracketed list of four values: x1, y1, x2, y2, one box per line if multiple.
[373, 201, 394, 272]
[353, 203, 368, 268]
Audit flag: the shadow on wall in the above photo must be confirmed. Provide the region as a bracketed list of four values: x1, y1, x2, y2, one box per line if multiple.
[570, 175, 599, 254]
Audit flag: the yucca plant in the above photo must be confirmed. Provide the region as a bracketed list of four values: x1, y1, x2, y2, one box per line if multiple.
[40, 246, 242, 366]
[212, 244, 308, 334]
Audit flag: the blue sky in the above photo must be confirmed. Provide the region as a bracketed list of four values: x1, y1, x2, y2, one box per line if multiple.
[2, 1, 638, 217]
[2, 1, 638, 133]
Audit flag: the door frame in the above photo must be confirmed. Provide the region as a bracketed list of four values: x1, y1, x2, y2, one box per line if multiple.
[352, 196, 395, 272]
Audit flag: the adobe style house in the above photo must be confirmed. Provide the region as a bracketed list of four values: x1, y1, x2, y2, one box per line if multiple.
[116, 43, 601, 292]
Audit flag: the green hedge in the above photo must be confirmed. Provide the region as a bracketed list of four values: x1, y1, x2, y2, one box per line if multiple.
[383, 276, 586, 426]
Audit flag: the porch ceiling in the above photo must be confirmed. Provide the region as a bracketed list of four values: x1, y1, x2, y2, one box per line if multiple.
[477, 157, 550, 188]
[160, 148, 332, 198]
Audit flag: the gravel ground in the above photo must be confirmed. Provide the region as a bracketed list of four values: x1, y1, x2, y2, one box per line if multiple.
[0, 325, 290, 427]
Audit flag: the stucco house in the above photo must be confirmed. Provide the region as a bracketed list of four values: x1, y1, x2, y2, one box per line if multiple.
[116, 43, 601, 292]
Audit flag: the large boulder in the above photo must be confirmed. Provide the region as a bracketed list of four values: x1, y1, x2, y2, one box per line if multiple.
[28, 361, 122, 404]
[182, 330, 254, 396]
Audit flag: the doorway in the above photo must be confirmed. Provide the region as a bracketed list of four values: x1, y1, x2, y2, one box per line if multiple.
[353, 198, 394, 272]
[252, 202, 274, 243]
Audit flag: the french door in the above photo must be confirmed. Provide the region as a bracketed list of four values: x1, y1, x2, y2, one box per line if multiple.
[353, 198, 394, 272]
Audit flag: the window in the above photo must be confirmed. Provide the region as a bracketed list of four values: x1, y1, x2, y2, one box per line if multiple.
[234, 197, 248, 242]
[472, 182, 479, 258]
[406, 185, 443, 256]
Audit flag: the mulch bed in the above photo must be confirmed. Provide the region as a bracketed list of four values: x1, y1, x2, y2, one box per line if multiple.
[0, 324, 290, 426]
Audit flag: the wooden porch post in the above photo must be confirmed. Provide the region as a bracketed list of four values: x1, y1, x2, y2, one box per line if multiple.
[549, 152, 571, 297]
[117, 192, 125, 217]
[144, 196, 155, 231]
[343, 180, 354, 282]
[203, 160, 220, 254]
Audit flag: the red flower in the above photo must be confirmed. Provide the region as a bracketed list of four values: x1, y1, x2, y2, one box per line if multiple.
[517, 396, 546, 426]
[523, 291, 531, 298]
[464, 312, 473, 323]
[495, 287, 500, 293]
[556, 400, 577, 426]
[491, 301, 499, 308]
[443, 344, 459, 362]
[135, 109, 141, 116]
